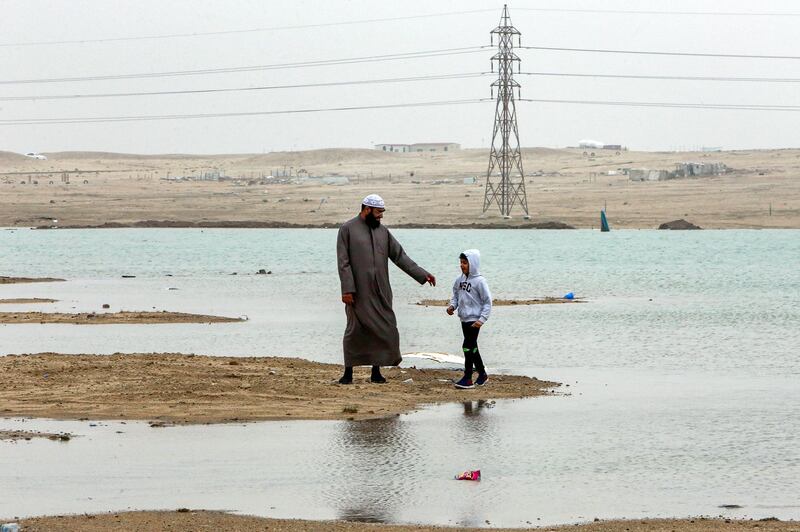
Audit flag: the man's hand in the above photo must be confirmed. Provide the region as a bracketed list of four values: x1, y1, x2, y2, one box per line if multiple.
[341, 293, 355, 305]
[446, 305, 455, 315]
[472, 320, 483, 328]
[425, 274, 436, 287]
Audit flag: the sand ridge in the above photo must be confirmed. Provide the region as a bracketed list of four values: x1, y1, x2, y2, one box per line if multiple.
[0, 276, 65, 284]
[0, 311, 244, 324]
[0, 298, 57, 304]
[0, 353, 557, 424]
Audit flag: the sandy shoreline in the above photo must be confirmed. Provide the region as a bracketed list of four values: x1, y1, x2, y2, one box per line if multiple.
[0, 353, 556, 423]
[7, 512, 796, 532]
[0, 311, 244, 324]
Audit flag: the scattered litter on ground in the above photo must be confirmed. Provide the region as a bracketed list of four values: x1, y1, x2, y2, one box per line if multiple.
[455, 469, 481, 481]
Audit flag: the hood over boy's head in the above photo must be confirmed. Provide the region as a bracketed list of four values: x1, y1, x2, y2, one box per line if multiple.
[460, 249, 481, 277]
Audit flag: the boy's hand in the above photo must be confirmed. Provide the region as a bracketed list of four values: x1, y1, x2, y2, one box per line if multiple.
[341, 293, 355, 305]
[446, 305, 454, 315]
[472, 321, 483, 328]
[425, 274, 436, 287]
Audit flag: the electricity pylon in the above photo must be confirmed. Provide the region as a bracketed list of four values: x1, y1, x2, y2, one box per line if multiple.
[483, 4, 529, 219]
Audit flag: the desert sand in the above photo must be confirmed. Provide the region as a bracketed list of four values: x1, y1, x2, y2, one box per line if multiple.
[1, 147, 798, 229]
[0, 311, 243, 324]
[7, 512, 797, 532]
[0, 353, 555, 423]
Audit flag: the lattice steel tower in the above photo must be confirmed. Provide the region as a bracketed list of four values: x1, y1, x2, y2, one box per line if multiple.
[483, 4, 529, 218]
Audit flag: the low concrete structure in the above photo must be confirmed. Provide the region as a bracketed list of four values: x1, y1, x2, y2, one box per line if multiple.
[629, 169, 671, 182]
[630, 162, 728, 182]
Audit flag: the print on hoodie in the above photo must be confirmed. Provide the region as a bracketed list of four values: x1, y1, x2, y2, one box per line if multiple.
[449, 249, 492, 323]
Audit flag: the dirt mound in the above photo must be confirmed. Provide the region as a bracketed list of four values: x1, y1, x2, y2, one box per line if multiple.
[658, 219, 702, 230]
[0, 150, 28, 161]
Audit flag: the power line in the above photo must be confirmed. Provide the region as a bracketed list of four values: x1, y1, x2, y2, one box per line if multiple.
[521, 98, 800, 111]
[522, 45, 800, 60]
[514, 7, 800, 17]
[0, 9, 497, 48]
[0, 46, 487, 85]
[520, 72, 800, 83]
[0, 98, 490, 125]
[0, 72, 487, 102]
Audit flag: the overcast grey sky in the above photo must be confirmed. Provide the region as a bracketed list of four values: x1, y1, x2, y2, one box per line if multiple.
[2, 0, 800, 154]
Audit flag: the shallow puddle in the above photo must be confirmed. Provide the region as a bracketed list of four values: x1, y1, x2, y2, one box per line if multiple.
[2, 369, 798, 527]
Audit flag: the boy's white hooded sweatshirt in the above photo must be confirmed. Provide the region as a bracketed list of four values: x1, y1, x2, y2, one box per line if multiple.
[450, 249, 492, 323]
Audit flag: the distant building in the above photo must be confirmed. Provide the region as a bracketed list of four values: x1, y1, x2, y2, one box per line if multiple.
[578, 139, 604, 149]
[375, 143, 411, 153]
[375, 142, 460, 153]
[577, 140, 626, 151]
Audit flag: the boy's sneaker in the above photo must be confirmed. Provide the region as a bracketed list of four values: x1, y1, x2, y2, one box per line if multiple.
[475, 372, 489, 386]
[454, 376, 475, 389]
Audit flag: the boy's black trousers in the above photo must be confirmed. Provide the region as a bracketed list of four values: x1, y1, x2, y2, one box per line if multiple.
[461, 321, 485, 376]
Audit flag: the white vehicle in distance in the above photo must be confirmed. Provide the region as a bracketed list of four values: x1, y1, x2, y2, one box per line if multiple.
[24, 152, 47, 160]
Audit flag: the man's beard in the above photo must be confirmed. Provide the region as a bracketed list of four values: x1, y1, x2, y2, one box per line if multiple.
[365, 212, 381, 228]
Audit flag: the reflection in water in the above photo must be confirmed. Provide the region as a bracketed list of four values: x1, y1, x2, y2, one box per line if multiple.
[457, 400, 498, 447]
[325, 416, 419, 524]
[462, 400, 488, 416]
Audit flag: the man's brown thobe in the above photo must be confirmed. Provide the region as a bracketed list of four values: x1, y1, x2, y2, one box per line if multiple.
[337, 215, 429, 366]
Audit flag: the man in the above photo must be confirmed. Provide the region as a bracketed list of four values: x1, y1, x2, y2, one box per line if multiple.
[336, 194, 436, 384]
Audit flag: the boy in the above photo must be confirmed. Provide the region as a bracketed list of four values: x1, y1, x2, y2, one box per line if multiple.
[446, 249, 492, 389]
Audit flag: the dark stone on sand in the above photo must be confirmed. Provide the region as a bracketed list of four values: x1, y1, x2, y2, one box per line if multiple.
[658, 219, 702, 230]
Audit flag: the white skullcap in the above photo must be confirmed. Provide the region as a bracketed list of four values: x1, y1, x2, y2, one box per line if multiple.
[362, 194, 385, 209]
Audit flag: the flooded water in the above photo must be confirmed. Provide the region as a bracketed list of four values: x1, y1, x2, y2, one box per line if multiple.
[1, 228, 799, 525]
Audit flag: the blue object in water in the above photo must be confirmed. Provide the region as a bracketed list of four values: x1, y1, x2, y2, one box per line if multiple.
[600, 210, 610, 232]
[564, 292, 575, 300]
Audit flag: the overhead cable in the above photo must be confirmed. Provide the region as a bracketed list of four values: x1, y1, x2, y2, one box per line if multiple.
[514, 7, 800, 17]
[0, 73, 487, 102]
[519, 72, 800, 83]
[0, 98, 490, 125]
[520, 98, 800, 111]
[522, 46, 800, 60]
[0, 46, 488, 85]
[0, 9, 497, 48]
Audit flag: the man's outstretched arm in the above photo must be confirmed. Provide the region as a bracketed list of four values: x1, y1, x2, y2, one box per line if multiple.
[387, 231, 435, 286]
